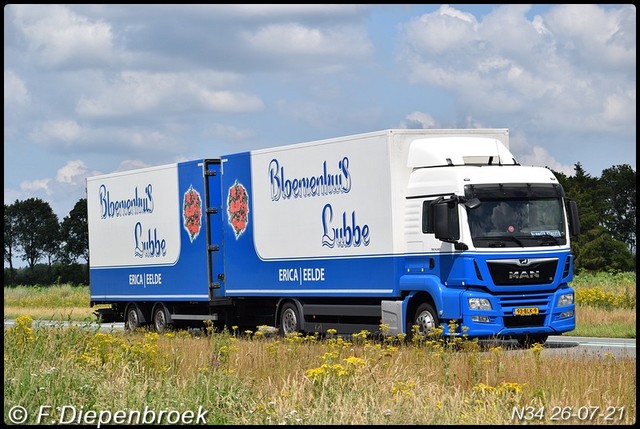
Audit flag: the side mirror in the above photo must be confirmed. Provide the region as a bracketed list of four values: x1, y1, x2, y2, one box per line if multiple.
[433, 200, 462, 244]
[434, 203, 452, 241]
[566, 199, 580, 237]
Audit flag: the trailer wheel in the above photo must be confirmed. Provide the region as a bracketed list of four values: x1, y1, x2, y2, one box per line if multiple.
[125, 304, 141, 331]
[517, 335, 548, 348]
[411, 303, 439, 338]
[279, 302, 301, 336]
[152, 305, 171, 333]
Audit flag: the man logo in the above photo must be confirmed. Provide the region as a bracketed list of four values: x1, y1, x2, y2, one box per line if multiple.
[509, 270, 540, 279]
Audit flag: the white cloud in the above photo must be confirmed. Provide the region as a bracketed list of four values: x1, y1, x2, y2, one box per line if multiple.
[508, 132, 575, 176]
[603, 90, 636, 125]
[249, 24, 326, 54]
[247, 23, 372, 59]
[209, 124, 257, 141]
[478, 5, 547, 57]
[215, 4, 366, 18]
[532, 15, 551, 36]
[4, 71, 30, 106]
[10, 160, 98, 220]
[402, 4, 478, 55]
[30, 120, 83, 144]
[399, 111, 438, 129]
[55, 160, 89, 184]
[25, 118, 191, 156]
[113, 159, 151, 173]
[129, 130, 174, 150]
[197, 90, 264, 113]
[3, 188, 22, 206]
[518, 146, 575, 177]
[277, 99, 383, 130]
[543, 4, 636, 69]
[76, 71, 263, 117]
[18, 160, 94, 199]
[397, 4, 636, 148]
[11, 4, 115, 67]
[20, 178, 52, 195]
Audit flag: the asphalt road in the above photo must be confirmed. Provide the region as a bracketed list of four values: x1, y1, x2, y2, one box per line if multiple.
[542, 335, 636, 359]
[4, 318, 635, 359]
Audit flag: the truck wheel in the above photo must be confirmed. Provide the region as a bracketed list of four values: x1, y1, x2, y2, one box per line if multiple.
[517, 335, 548, 348]
[279, 302, 301, 336]
[152, 305, 171, 333]
[411, 303, 439, 338]
[125, 304, 141, 331]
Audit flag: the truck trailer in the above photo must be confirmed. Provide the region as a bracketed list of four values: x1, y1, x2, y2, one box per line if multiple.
[87, 128, 580, 345]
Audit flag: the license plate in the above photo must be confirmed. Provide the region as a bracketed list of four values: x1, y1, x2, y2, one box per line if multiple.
[514, 307, 539, 316]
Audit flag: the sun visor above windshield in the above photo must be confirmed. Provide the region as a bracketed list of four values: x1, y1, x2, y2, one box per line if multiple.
[407, 137, 518, 168]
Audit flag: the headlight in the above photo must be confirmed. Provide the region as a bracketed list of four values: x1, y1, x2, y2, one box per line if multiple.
[468, 297, 492, 310]
[558, 293, 574, 307]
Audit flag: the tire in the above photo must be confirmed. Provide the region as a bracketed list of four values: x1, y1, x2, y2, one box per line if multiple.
[411, 303, 439, 338]
[152, 305, 171, 333]
[125, 304, 141, 331]
[517, 335, 548, 348]
[279, 302, 302, 336]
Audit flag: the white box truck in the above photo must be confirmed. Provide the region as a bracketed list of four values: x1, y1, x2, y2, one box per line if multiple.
[87, 128, 580, 345]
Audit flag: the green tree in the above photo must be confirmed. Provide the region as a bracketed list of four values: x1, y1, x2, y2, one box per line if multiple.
[555, 163, 635, 272]
[4, 202, 19, 284]
[59, 198, 89, 264]
[558, 163, 608, 233]
[575, 226, 635, 272]
[14, 198, 60, 270]
[43, 217, 61, 265]
[600, 164, 636, 255]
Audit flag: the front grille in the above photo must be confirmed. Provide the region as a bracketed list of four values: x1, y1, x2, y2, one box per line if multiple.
[496, 291, 551, 328]
[497, 292, 551, 309]
[487, 258, 558, 285]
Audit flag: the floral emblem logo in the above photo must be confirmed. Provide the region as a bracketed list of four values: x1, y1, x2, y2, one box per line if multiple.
[183, 185, 202, 242]
[227, 180, 249, 239]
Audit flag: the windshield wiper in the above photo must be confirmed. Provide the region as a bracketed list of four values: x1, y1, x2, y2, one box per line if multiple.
[536, 233, 560, 246]
[482, 236, 525, 247]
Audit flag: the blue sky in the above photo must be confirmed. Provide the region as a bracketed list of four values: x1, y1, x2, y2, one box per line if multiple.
[4, 4, 636, 223]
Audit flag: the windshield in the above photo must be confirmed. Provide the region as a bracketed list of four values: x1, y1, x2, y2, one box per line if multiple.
[465, 184, 567, 248]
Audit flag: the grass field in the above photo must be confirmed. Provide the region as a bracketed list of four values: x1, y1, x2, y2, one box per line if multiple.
[4, 315, 636, 425]
[4, 272, 636, 425]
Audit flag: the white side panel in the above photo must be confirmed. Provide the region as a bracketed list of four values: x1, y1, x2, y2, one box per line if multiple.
[87, 164, 181, 268]
[250, 133, 395, 260]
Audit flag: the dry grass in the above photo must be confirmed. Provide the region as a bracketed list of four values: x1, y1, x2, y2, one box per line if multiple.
[576, 306, 636, 326]
[5, 320, 635, 425]
[571, 306, 636, 338]
[3, 306, 97, 321]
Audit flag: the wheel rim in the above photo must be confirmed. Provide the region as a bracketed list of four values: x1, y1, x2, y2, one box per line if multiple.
[155, 309, 166, 331]
[127, 308, 138, 329]
[416, 310, 435, 335]
[282, 307, 297, 334]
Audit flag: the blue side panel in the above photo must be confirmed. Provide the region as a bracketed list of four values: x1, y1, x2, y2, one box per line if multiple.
[219, 152, 401, 297]
[90, 160, 210, 302]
